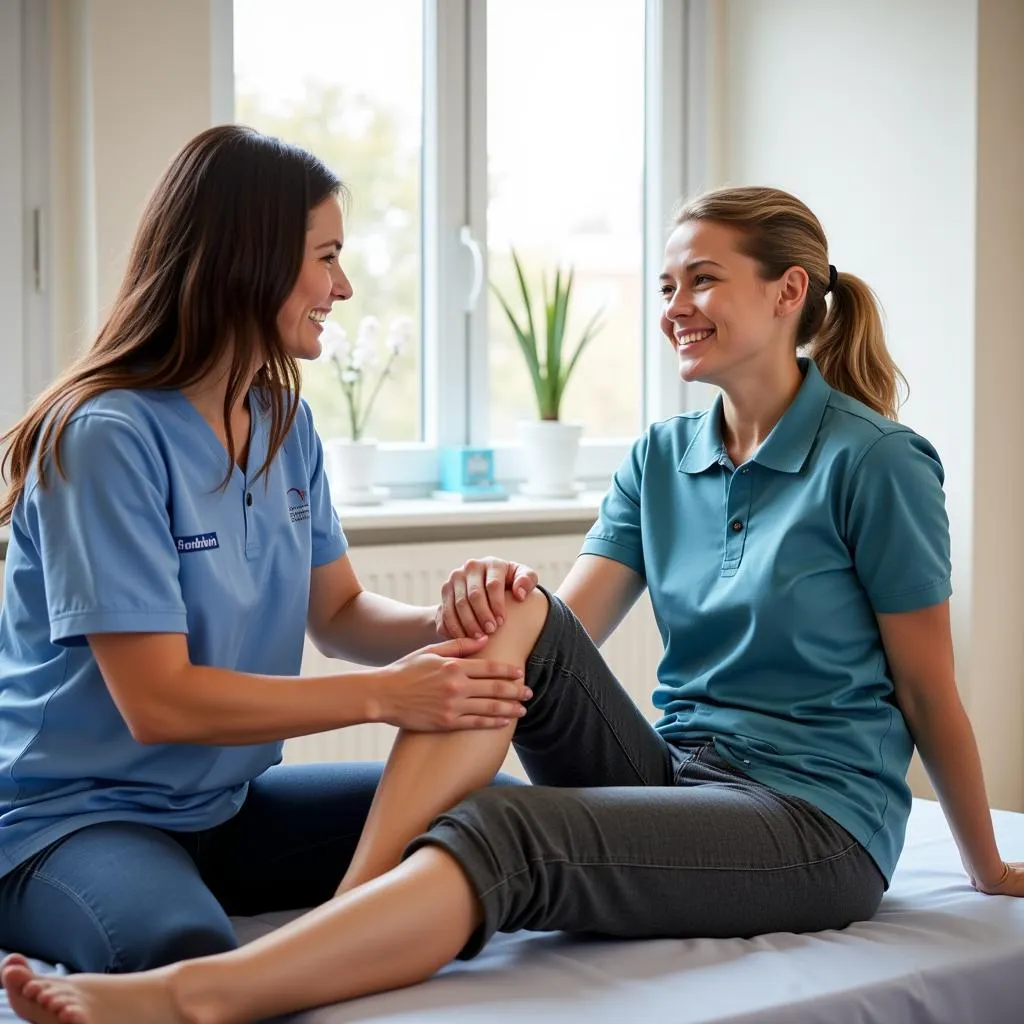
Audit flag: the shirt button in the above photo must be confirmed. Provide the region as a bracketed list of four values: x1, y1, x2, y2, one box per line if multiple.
[246, 493, 253, 507]
[740, 467, 749, 474]
[731, 520, 743, 532]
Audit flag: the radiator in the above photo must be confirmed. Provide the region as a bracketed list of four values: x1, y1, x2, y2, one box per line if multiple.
[288, 536, 664, 777]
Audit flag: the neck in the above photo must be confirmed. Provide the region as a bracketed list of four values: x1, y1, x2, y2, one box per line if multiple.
[718, 357, 804, 462]
[180, 360, 256, 425]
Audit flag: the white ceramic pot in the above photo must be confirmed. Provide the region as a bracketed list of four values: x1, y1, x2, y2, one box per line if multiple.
[517, 420, 583, 499]
[326, 438, 388, 506]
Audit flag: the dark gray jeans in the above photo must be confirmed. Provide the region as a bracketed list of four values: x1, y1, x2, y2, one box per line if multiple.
[408, 590, 885, 958]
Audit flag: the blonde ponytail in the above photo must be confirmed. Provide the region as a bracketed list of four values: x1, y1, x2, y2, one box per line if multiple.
[812, 271, 905, 420]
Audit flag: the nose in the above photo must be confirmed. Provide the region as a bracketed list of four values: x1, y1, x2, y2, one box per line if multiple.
[664, 286, 695, 320]
[332, 265, 353, 302]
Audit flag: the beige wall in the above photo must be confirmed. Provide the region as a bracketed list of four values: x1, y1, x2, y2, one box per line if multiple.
[969, 0, 1024, 810]
[715, 0, 1023, 810]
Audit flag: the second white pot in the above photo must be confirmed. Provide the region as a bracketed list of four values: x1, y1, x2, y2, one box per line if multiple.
[517, 420, 583, 499]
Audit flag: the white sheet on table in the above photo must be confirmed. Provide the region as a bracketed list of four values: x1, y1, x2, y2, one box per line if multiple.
[3, 799, 1024, 1023]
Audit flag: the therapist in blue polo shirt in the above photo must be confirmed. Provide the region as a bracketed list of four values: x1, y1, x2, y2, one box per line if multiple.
[4, 185, 1020, 1023]
[0, 125, 530, 977]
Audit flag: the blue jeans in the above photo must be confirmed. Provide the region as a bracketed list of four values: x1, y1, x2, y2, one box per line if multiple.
[0, 762, 516, 973]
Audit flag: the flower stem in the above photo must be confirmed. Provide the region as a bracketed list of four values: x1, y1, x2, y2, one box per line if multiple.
[355, 351, 400, 439]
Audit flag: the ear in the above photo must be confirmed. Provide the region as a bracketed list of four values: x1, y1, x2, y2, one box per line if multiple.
[775, 265, 809, 318]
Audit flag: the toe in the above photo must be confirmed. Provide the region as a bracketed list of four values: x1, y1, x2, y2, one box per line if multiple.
[1, 962, 34, 993]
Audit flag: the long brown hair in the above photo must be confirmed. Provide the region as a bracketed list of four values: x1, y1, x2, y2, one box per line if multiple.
[676, 186, 906, 419]
[1, 124, 344, 526]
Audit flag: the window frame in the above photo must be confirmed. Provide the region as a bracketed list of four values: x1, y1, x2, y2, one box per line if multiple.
[225, 0, 705, 494]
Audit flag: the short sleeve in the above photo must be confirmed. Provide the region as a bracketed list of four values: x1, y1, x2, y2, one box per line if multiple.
[25, 413, 188, 646]
[301, 401, 347, 568]
[847, 430, 952, 614]
[580, 432, 648, 580]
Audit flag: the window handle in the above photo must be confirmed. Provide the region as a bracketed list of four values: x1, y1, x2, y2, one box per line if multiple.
[459, 225, 484, 313]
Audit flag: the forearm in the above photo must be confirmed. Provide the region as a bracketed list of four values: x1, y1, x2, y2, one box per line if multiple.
[141, 665, 387, 746]
[909, 697, 1005, 884]
[316, 591, 441, 665]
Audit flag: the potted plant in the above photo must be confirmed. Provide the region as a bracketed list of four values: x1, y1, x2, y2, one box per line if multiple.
[321, 315, 412, 505]
[492, 250, 604, 498]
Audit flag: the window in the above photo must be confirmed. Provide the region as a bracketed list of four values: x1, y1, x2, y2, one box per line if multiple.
[234, 0, 423, 443]
[486, 1, 645, 442]
[232, 0, 690, 490]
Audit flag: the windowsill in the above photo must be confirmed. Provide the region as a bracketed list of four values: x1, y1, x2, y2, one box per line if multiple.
[337, 491, 604, 546]
[0, 495, 604, 560]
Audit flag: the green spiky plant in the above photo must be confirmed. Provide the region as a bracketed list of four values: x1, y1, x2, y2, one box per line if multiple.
[491, 249, 604, 421]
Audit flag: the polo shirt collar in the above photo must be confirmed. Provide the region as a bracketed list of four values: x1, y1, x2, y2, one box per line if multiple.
[678, 358, 832, 475]
[678, 397, 728, 474]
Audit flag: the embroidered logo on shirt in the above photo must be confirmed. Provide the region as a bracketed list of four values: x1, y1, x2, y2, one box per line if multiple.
[174, 532, 220, 553]
[287, 487, 311, 523]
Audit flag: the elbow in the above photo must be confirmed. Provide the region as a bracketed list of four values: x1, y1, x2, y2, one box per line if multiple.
[118, 694, 194, 745]
[125, 712, 184, 746]
[306, 626, 336, 660]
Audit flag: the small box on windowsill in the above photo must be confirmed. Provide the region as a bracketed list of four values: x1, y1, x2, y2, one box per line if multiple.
[434, 446, 508, 502]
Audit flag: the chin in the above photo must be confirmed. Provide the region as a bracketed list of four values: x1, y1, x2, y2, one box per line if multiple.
[677, 355, 712, 385]
[285, 334, 322, 362]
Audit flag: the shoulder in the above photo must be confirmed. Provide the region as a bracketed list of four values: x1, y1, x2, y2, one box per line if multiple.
[819, 392, 942, 476]
[642, 410, 712, 459]
[26, 390, 171, 500]
[59, 389, 174, 456]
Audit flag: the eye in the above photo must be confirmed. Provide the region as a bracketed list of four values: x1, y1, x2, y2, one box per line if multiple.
[321, 254, 337, 266]
[693, 274, 715, 286]
[659, 283, 674, 297]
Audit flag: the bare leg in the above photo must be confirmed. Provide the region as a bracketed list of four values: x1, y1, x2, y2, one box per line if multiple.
[337, 588, 549, 893]
[1, 846, 483, 1024]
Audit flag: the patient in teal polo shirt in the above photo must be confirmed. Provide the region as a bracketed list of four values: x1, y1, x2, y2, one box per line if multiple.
[5, 187, 1020, 1024]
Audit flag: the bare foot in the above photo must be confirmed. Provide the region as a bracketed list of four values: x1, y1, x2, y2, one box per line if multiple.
[1, 955, 208, 1024]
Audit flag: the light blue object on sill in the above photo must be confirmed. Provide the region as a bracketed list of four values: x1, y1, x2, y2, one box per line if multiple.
[435, 446, 508, 502]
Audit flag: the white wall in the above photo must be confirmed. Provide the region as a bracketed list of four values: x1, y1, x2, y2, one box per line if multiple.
[49, 0, 226, 365]
[714, 0, 1023, 810]
[0, 0, 26, 434]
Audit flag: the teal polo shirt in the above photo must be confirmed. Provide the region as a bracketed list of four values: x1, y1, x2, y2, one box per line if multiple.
[0, 389, 346, 879]
[581, 358, 951, 883]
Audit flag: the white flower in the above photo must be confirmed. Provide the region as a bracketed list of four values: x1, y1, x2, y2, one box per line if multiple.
[355, 315, 380, 353]
[319, 321, 348, 362]
[386, 316, 414, 355]
[341, 369, 360, 385]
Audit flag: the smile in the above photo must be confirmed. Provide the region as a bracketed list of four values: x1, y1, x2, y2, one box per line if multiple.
[308, 309, 329, 323]
[676, 328, 715, 346]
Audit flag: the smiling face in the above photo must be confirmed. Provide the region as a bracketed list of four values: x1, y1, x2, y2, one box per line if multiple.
[276, 194, 353, 361]
[659, 219, 807, 389]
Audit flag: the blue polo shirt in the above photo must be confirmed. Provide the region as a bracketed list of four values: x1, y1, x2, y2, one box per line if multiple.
[581, 359, 951, 883]
[0, 389, 346, 879]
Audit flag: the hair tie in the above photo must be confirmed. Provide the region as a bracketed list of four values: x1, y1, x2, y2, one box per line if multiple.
[825, 264, 838, 295]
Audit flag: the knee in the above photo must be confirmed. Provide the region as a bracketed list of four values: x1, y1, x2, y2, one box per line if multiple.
[116, 913, 238, 972]
[489, 588, 549, 661]
[443, 785, 545, 850]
